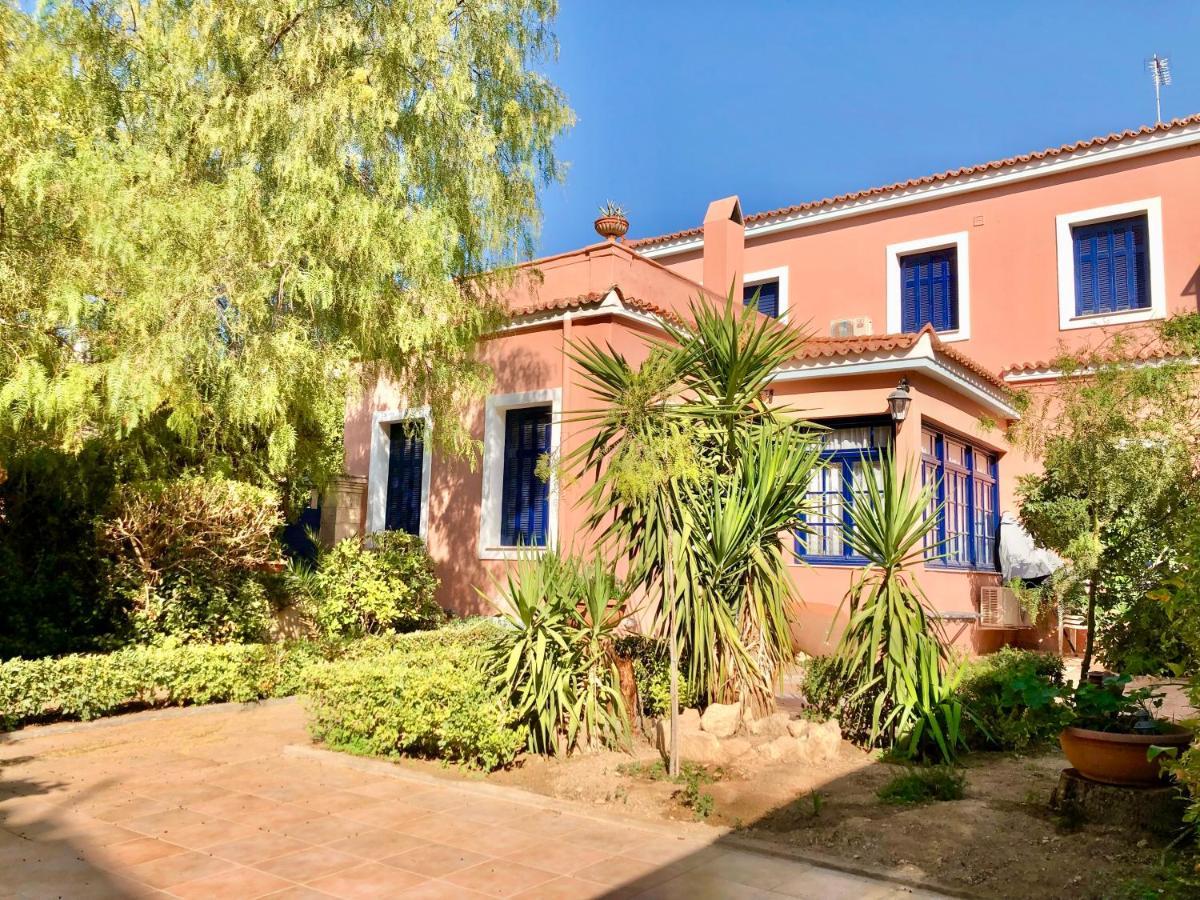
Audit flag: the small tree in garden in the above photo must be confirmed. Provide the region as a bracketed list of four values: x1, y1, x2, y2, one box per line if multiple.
[1012, 318, 1200, 680]
[830, 452, 967, 763]
[569, 293, 823, 772]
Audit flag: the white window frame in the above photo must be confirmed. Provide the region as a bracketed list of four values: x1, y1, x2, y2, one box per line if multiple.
[478, 388, 562, 560]
[1055, 197, 1166, 331]
[885, 232, 971, 342]
[744, 266, 790, 321]
[366, 406, 433, 539]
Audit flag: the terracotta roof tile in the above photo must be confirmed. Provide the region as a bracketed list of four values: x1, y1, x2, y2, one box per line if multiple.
[630, 115, 1200, 249]
[1002, 336, 1178, 378]
[507, 286, 680, 324]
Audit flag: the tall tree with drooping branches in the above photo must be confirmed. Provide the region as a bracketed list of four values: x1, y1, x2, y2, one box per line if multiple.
[0, 0, 573, 488]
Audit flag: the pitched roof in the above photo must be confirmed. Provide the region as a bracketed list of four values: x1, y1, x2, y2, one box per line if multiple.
[1001, 336, 1179, 379]
[507, 286, 681, 325]
[629, 114, 1200, 250]
[795, 325, 1009, 392]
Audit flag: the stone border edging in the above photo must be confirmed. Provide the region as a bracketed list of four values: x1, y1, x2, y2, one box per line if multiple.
[284, 742, 978, 899]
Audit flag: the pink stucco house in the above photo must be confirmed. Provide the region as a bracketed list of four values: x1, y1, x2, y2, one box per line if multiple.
[335, 115, 1200, 656]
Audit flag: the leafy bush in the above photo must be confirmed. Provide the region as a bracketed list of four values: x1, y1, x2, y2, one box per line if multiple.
[290, 532, 443, 639]
[488, 552, 629, 754]
[0, 641, 324, 728]
[957, 648, 1066, 751]
[304, 639, 525, 770]
[877, 767, 966, 805]
[101, 476, 283, 643]
[614, 635, 698, 718]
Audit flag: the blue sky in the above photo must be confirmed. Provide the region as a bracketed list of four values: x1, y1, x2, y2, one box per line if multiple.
[535, 2, 1200, 255]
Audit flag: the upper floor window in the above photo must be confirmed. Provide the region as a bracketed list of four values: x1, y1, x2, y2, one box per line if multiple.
[1071, 215, 1149, 317]
[1056, 198, 1165, 331]
[886, 233, 970, 342]
[921, 428, 998, 571]
[743, 267, 788, 320]
[795, 422, 891, 565]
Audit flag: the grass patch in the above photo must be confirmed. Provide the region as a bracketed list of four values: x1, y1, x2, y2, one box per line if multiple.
[877, 767, 966, 805]
[617, 759, 722, 820]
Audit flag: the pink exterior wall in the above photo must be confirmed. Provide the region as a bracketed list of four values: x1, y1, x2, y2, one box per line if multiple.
[656, 146, 1200, 372]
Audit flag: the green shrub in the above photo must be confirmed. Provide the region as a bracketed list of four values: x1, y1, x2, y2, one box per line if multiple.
[291, 532, 444, 639]
[957, 648, 1066, 751]
[101, 476, 283, 644]
[0, 641, 324, 728]
[305, 640, 524, 770]
[877, 767, 966, 805]
[614, 635, 698, 718]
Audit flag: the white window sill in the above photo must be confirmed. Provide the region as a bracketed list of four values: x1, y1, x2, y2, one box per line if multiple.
[479, 546, 550, 561]
[1060, 307, 1163, 331]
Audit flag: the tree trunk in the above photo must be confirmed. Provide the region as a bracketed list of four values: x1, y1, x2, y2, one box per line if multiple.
[666, 551, 680, 778]
[1080, 577, 1099, 683]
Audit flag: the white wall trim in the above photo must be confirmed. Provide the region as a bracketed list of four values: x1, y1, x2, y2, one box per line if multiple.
[885, 231, 971, 343]
[638, 123, 1200, 259]
[1055, 196, 1166, 331]
[366, 406, 432, 539]
[478, 388, 562, 561]
[497, 304, 668, 336]
[744, 266, 790, 321]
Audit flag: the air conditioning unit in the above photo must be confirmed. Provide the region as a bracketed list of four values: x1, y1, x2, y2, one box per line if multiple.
[979, 586, 1031, 629]
[829, 316, 873, 338]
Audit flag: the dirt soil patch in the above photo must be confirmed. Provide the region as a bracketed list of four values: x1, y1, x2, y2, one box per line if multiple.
[393, 734, 1169, 899]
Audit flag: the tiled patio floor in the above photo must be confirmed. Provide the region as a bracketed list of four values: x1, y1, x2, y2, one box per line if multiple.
[0, 699, 947, 898]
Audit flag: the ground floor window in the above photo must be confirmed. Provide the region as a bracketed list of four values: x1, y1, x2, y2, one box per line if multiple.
[385, 423, 425, 535]
[796, 421, 891, 564]
[500, 405, 552, 547]
[921, 427, 998, 570]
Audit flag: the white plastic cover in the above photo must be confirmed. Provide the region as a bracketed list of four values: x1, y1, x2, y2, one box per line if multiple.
[998, 511, 1065, 582]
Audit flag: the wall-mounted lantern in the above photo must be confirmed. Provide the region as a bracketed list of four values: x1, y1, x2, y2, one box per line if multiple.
[887, 377, 912, 423]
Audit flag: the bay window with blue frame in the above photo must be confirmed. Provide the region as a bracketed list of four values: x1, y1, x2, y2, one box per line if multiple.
[795, 421, 891, 564]
[920, 427, 999, 570]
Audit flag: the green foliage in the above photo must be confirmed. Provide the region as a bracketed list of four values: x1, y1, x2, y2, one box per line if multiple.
[304, 639, 524, 771]
[569, 294, 822, 710]
[0, 641, 324, 728]
[289, 532, 443, 640]
[613, 635, 698, 718]
[876, 767, 966, 805]
[100, 476, 283, 644]
[0, 0, 573, 477]
[830, 451, 970, 764]
[1013, 317, 1200, 678]
[677, 763, 718, 820]
[488, 552, 629, 755]
[957, 648, 1066, 751]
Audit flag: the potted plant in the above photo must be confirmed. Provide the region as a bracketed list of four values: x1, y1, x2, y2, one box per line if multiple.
[594, 201, 629, 241]
[1058, 675, 1192, 786]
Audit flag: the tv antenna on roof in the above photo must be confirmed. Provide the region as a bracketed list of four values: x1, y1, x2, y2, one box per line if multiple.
[1148, 54, 1172, 124]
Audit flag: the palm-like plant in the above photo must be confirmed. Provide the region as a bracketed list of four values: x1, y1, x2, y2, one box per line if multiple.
[831, 451, 967, 762]
[568, 293, 822, 715]
[488, 552, 629, 755]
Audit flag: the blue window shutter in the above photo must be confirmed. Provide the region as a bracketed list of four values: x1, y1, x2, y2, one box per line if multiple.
[500, 406, 551, 546]
[385, 424, 424, 535]
[1073, 216, 1149, 316]
[743, 280, 780, 318]
[901, 249, 957, 332]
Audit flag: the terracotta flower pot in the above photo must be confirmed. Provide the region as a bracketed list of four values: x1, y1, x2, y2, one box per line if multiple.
[594, 214, 629, 241]
[1059, 724, 1192, 786]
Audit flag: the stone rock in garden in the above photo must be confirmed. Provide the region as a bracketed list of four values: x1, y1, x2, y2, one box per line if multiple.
[654, 708, 704, 754]
[757, 735, 801, 763]
[745, 712, 791, 739]
[1050, 768, 1184, 837]
[700, 702, 742, 738]
[721, 737, 753, 762]
[801, 720, 842, 764]
[678, 708, 702, 731]
[787, 718, 813, 739]
[677, 730, 726, 766]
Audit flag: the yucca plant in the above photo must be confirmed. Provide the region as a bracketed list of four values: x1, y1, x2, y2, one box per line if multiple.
[487, 552, 629, 756]
[831, 450, 968, 763]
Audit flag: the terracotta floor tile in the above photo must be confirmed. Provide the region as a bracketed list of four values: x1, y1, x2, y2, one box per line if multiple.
[502, 839, 610, 876]
[307, 861, 428, 898]
[324, 827, 427, 860]
[290, 791, 379, 816]
[402, 789, 471, 813]
[168, 864, 296, 899]
[261, 886, 338, 899]
[124, 848, 237, 889]
[91, 796, 172, 824]
[442, 823, 541, 858]
[511, 876, 613, 899]
[91, 835, 187, 869]
[208, 830, 313, 865]
[276, 815, 370, 844]
[383, 841, 489, 877]
[621, 834, 715, 866]
[339, 800, 439, 829]
[572, 854, 665, 886]
[396, 879, 493, 899]
[454, 797, 541, 827]
[125, 807, 212, 838]
[164, 816, 258, 850]
[443, 860, 558, 898]
[253, 845, 362, 882]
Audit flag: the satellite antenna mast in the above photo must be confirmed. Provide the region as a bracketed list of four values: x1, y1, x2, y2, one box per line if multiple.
[1148, 54, 1172, 124]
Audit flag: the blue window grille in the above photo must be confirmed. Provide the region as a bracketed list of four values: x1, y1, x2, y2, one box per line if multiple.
[921, 428, 998, 570]
[795, 422, 891, 564]
[501, 405, 551, 547]
[900, 248, 958, 333]
[1072, 215, 1149, 317]
[385, 423, 424, 535]
[743, 279, 780, 318]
